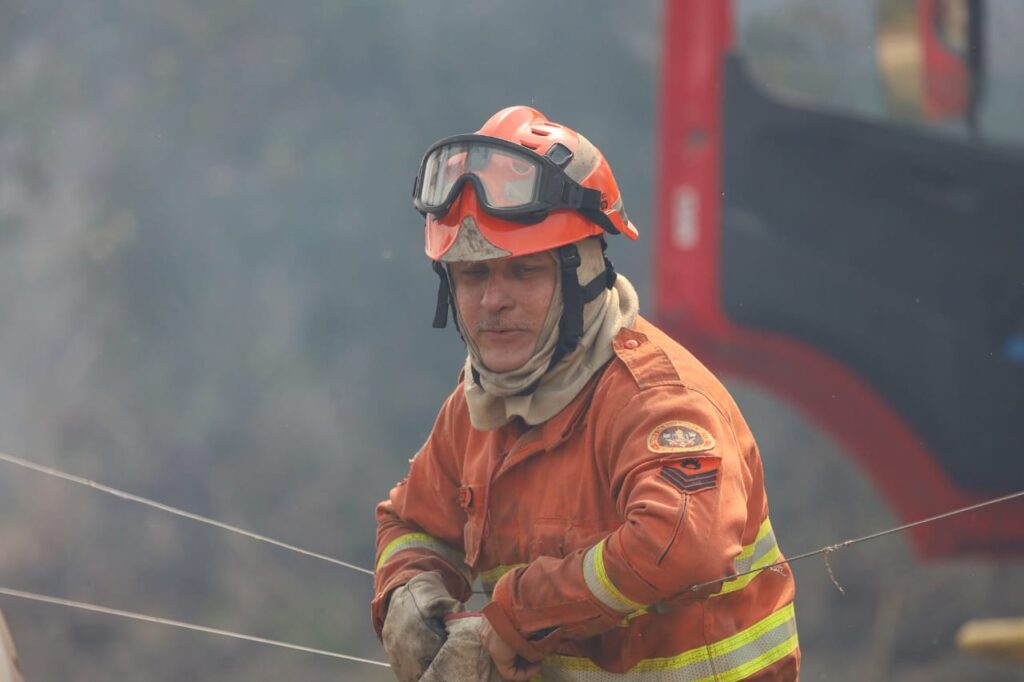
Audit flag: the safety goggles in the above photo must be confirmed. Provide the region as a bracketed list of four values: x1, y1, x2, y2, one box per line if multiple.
[413, 134, 611, 228]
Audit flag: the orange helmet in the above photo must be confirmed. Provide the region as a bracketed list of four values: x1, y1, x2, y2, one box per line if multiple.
[417, 107, 636, 370]
[415, 106, 638, 262]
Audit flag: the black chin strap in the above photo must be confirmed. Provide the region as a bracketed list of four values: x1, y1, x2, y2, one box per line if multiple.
[431, 261, 459, 330]
[431, 261, 449, 329]
[515, 241, 616, 396]
[553, 244, 585, 363]
[550, 242, 616, 366]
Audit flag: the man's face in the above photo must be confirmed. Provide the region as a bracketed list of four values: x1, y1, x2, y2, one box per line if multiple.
[449, 252, 558, 373]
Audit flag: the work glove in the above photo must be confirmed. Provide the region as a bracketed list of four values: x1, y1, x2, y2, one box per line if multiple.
[0, 609, 24, 682]
[381, 571, 462, 682]
[419, 613, 503, 682]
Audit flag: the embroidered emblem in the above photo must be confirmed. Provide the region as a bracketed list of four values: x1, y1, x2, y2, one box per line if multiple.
[647, 421, 715, 453]
[457, 485, 474, 510]
[659, 457, 719, 494]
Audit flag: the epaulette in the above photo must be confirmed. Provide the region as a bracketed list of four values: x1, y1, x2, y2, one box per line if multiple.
[611, 328, 683, 390]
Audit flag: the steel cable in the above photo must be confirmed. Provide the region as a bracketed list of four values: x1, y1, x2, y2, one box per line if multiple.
[687, 488, 1024, 593]
[3, 450, 1023, 665]
[0, 452, 374, 576]
[0, 586, 389, 667]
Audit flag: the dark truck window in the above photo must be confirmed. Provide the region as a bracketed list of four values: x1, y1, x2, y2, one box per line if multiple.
[721, 0, 1024, 496]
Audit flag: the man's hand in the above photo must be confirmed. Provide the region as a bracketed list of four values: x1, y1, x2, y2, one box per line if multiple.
[480, 616, 542, 681]
[419, 614, 503, 682]
[381, 571, 462, 682]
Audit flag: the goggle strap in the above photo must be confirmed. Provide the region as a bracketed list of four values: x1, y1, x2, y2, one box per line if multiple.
[578, 187, 603, 211]
[579, 205, 621, 235]
[557, 183, 602, 210]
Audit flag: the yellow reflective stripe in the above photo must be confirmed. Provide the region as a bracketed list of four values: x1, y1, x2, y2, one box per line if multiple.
[715, 517, 781, 597]
[618, 608, 650, 626]
[705, 602, 795, 666]
[583, 539, 647, 614]
[375, 532, 465, 574]
[479, 563, 526, 592]
[717, 632, 799, 682]
[716, 545, 781, 596]
[605, 518, 781, 624]
[736, 518, 774, 564]
[541, 602, 798, 680]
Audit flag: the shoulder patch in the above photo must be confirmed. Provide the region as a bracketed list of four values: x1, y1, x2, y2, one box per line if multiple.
[647, 421, 715, 454]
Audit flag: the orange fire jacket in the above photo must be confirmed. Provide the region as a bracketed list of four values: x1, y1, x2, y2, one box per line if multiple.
[373, 318, 799, 679]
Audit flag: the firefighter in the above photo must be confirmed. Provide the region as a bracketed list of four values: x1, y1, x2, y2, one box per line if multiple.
[372, 106, 800, 680]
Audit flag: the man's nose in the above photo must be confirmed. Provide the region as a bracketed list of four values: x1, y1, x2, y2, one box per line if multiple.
[480, 274, 514, 311]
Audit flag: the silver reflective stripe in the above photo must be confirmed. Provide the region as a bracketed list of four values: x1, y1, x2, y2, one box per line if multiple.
[584, 519, 783, 626]
[539, 603, 798, 681]
[583, 540, 646, 614]
[715, 518, 781, 597]
[734, 523, 776, 574]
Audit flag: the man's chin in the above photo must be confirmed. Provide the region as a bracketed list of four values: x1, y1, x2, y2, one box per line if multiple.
[480, 350, 531, 374]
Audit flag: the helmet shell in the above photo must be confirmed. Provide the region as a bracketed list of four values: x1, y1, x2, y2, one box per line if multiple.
[424, 106, 638, 262]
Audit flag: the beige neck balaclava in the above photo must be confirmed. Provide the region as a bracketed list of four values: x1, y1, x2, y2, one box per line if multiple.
[452, 236, 639, 430]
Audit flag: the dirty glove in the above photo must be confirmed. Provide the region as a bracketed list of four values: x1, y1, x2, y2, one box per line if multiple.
[381, 571, 462, 682]
[419, 613, 503, 682]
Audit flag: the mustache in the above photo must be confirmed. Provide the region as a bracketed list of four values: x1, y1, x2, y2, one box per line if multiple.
[475, 320, 533, 332]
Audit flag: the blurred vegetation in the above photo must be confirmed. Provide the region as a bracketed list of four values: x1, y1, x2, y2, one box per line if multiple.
[0, 2, 657, 680]
[0, 2, 1020, 681]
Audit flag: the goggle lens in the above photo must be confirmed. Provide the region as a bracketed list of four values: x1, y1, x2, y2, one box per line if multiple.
[419, 141, 541, 211]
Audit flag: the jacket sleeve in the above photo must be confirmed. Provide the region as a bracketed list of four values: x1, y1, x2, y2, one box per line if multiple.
[484, 385, 751, 661]
[371, 391, 473, 637]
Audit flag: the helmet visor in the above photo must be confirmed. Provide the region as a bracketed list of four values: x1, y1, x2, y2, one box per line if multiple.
[418, 138, 542, 212]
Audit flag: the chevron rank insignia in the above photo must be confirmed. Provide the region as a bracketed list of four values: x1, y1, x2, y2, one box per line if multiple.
[647, 421, 715, 454]
[659, 457, 720, 494]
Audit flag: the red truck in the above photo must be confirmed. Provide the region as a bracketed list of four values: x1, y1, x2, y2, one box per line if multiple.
[656, 0, 1024, 559]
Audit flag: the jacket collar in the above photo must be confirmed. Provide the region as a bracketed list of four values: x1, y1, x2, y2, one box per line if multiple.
[495, 359, 607, 475]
